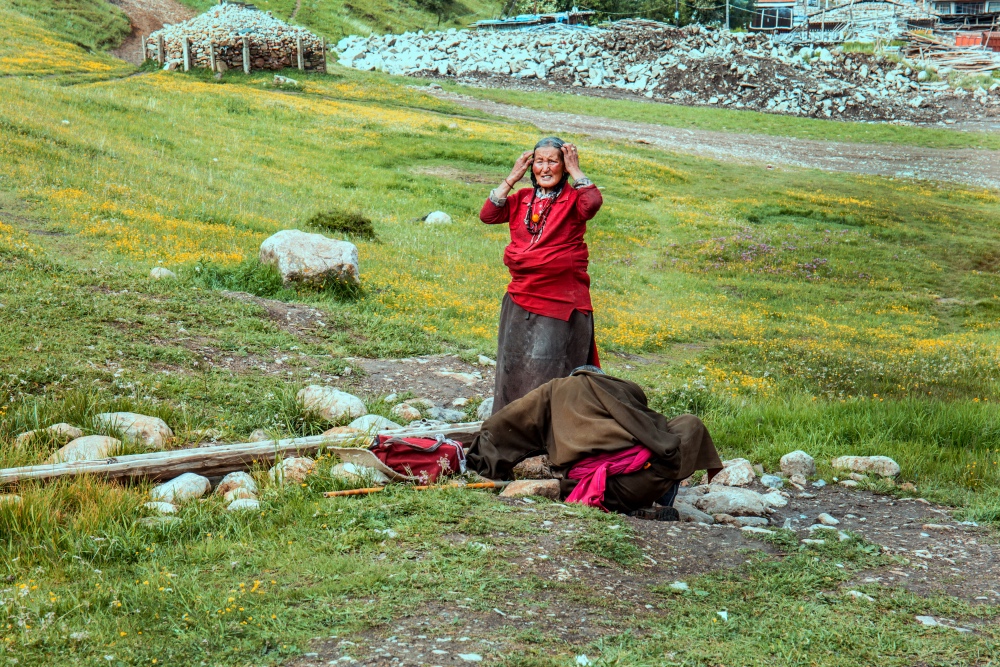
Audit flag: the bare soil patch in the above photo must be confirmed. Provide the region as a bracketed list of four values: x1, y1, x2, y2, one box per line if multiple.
[429, 90, 1000, 192]
[107, 0, 196, 65]
[345, 354, 495, 405]
[410, 165, 501, 185]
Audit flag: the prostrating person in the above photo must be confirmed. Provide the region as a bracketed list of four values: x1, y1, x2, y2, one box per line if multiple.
[480, 137, 602, 415]
[466, 367, 723, 517]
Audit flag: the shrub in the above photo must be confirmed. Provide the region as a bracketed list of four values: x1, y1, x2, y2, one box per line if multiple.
[306, 209, 377, 241]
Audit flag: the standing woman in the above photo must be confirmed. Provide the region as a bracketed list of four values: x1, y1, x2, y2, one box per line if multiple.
[480, 137, 603, 414]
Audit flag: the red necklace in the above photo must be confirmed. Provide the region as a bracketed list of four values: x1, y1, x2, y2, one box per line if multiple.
[523, 187, 561, 241]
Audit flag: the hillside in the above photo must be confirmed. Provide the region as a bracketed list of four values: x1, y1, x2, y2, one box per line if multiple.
[0, 4, 998, 666]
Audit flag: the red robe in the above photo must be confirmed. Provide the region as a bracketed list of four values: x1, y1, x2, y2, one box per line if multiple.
[479, 184, 603, 321]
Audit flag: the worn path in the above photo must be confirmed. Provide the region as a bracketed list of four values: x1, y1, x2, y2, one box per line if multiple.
[108, 0, 196, 65]
[430, 90, 1000, 191]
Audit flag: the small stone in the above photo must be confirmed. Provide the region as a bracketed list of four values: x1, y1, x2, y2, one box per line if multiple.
[811, 479, 827, 488]
[713, 513, 740, 526]
[149, 267, 177, 280]
[817, 513, 840, 526]
[839, 480, 860, 488]
[0, 494, 23, 506]
[68, 632, 89, 641]
[47, 435, 121, 464]
[407, 397, 435, 410]
[916, 615, 939, 627]
[348, 414, 402, 432]
[849, 472, 868, 482]
[512, 455, 553, 480]
[801, 538, 825, 545]
[15, 423, 83, 448]
[139, 516, 181, 528]
[215, 471, 258, 497]
[808, 524, 838, 532]
[477, 354, 496, 367]
[500, 479, 560, 500]
[269, 457, 315, 485]
[424, 210, 452, 224]
[150, 473, 211, 503]
[668, 581, 690, 591]
[761, 490, 788, 509]
[298, 386, 367, 421]
[780, 450, 815, 477]
[390, 403, 421, 421]
[760, 474, 784, 489]
[789, 474, 807, 487]
[847, 590, 874, 602]
[458, 654, 483, 663]
[273, 74, 298, 85]
[674, 500, 714, 524]
[477, 397, 494, 420]
[426, 406, 467, 422]
[741, 525, 775, 535]
[737, 516, 770, 527]
[899, 482, 917, 492]
[451, 397, 469, 407]
[248, 429, 273, 442]
[96, 412, 173, 449]
[831, 455, 900, 477]
[712, 458, 756, 487]
[694, 486, 769, 516]
[143, 501, 177, 514]
[921, 524, 953, 531]
[331, 462, 389, 485]
[227, 498, 261, 511]
[223, 488, 256, 502]
[322, 426, 366, 437]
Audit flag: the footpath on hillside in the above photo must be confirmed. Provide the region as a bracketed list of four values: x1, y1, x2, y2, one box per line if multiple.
[428, 89, 1000, 191]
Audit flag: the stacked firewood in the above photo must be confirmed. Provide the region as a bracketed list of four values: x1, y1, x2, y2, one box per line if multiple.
[146, 3, 325, 72]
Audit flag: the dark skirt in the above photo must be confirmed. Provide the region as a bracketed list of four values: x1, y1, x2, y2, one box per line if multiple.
[492, 293, 596, 415]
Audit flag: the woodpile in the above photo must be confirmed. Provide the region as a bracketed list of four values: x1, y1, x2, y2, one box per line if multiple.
[145, 3, 325, 74]
[904, 31, 1000, 73]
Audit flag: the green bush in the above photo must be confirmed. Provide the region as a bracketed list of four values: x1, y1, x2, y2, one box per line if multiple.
[306, 208, 378, 241]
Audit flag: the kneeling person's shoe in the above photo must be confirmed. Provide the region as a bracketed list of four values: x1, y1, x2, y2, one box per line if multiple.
[627, 506, 679, 521]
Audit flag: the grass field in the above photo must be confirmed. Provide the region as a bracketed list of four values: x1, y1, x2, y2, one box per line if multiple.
[445, 83, 1000, 150]
[0, 6, 999, 665]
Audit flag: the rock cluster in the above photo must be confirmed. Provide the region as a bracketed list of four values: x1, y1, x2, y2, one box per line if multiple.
[146, 4, 325, 73]
[338, 21, 1000, 123]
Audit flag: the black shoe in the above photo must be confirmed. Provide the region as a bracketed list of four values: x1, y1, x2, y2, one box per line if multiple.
[628, 506, 679, 521]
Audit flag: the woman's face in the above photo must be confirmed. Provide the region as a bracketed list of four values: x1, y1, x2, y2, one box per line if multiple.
[532, 147, 564, 189]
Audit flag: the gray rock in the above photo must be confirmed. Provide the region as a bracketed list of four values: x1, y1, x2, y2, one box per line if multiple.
[150, 267, 177, 280]
[426, 406, 466, 422]
[216, 471, 257, 497]
[348, 414, 402, 432]
[477, 397, 494, 420]
[499, 479, 560, 500]
[15, 423, 83, 448]
[674, 500, 714, 524]
[780, 450, 815, 477]
[298, 385, 367, 421]
[269, 457, 315, 484]
[693, 485, 769, 516]
[736, 516, 770, 527]
[227, 498, 261, 511]
[150, 473, 211, 503]
[831, 455, 900, 477]
[424, 210, 452, 224]
[711, 458, 756, 487]
[95, 412, 173, 449]
[248, 429, 273, 442]
[47, 435, 121, 464]
[760, 474, 784, 489]
[259, 229, 360, 286]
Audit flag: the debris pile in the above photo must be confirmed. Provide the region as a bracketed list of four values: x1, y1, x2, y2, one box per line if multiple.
[146, 3, 325, 73]
[337, 20, 1000, 122]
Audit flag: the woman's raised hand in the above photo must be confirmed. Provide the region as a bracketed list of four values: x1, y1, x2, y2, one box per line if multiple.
[507, 150, 534, 185]
[561, 143, 585, 180]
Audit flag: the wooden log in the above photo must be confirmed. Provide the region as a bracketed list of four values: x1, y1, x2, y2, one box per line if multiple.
[243, 36, 251, 74]
[157, 35, 165, 66]
[297, 36, 304, 70]
[0, 422, 482, 487]
[183, 36, 191, 72]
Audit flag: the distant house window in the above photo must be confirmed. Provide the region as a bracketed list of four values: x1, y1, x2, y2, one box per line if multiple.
[954, 2, 985, 12]
[753, 6, 794, 28]
[933, 1, 952, 10]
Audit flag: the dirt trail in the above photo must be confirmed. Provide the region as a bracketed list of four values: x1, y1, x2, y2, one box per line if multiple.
[108, 0, 196, 65]
[431, 90, 1000, 191]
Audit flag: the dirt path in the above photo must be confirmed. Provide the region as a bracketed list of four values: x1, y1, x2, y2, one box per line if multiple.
[108, 0, 196, 65]
[289, 0, 302, 22]
[430, 90, 1000, 192]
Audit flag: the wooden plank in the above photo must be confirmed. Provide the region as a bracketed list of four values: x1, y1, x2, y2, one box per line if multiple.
[243, 37, 251, 74]
[0, 422, 483, 487]
[297, 37, 304, 70]
[157, 35, 165, 66]
[209, 41, 216, 72]
[182, 37, 191, 72]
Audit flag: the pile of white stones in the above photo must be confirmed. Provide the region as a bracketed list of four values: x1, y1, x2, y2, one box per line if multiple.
[337, 20, 1000, 121]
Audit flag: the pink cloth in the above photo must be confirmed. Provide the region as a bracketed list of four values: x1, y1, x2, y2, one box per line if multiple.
[565, 444, 653, 511]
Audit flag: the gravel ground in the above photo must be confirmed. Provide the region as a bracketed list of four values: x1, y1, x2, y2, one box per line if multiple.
[428, 89, 1000, 191]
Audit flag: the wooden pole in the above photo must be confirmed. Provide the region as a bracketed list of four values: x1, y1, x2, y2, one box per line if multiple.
[209, 41, 216, 72]
[139, 34, 145, 63]
[297, 36, 304, 70]
[321, 37, 326, 72]
[182, 36, 190, 72]
[157, 34, 165, 66]
[0, 422, 483, 486]
[243, 36, 251, 74]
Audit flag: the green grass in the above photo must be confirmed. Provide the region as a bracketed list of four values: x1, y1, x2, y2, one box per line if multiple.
[443, 82, 1000, 151]
[0, 10, 999, 665]
[5, 0, 130, 52]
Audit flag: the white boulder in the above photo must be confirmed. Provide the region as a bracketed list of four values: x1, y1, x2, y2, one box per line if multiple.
[15, 423, 83, 448]
[831, 455, 900, 478]
[227, 498, 261, 511]
[391, 403, 421, 421]
[780, 450, 816, 477]
[424, 211, 452, 224]
[259, 229, 360, 286]
[224, 487, 256, 502]
[95, 412, 173, 449]
[761, 490, 788, 509]
[47, 435, 121, 464]
[348, 414, 402, 432]
[149, 267, 177, 280]
[144, 501, 178, 515]
[215, 471, 257, 497]
[711, 458, 756, 487]
[477, 397, 494, 420]
[269, 456, 315, 485]
[150, 473, 211, 503]
[331, 462, 389, 485]
[298, 386, 367, 421]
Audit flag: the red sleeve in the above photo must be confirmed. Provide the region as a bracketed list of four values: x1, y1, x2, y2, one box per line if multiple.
[480, 193, 512, 225]
[575, 185, 603, 221]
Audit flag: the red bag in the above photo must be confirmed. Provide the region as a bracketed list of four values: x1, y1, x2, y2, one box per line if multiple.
[369, 435, 466, 484]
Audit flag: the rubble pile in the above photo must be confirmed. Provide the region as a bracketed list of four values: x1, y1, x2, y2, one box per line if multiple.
[147, 3, 325, 73]
[337, 20, 1000, 123]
